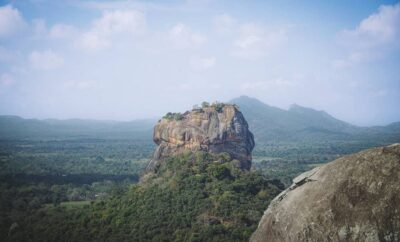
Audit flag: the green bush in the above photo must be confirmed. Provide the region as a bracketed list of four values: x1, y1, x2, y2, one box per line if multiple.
[163, 112, 184, 120]
[201, 102, 210, 108]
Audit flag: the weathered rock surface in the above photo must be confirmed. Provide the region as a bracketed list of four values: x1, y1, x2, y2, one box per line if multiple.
[146, 104, 255, 170]
[251, 143, 400, 242]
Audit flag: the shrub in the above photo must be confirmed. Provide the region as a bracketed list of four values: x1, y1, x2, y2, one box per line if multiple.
[201, 102, 210, 108]
[163, 112, 184, 121]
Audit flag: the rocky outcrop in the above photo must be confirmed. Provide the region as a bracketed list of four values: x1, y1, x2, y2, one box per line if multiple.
[251, 143, 400, 242]
[146, 104, 255, 171]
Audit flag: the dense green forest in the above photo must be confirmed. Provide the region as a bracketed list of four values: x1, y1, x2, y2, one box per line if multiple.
[0, 138, 153, 241]
[0, 138, 153, 175]
[1, 135, 394, 240]
[4, 152, 283, 242]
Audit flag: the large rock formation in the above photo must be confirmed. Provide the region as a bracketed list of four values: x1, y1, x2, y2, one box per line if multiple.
[251, 143, 400, 242]
[146, 104, 255, 171]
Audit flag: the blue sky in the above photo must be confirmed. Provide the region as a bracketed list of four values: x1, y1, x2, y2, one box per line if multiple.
[0, 0, 399, 126]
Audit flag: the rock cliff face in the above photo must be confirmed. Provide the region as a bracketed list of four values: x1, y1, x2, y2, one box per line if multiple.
[251, 143, 400, 242]
[146, 104, 255, 171]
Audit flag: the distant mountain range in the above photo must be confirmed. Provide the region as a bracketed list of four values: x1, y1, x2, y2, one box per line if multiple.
[0, 115, 155, 140]
[0, 96, 399, 142]
[230, 96, 400, 142]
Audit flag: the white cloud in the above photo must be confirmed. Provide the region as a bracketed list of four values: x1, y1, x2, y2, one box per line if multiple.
[332, 51, 380, 68]
[232, 23, 287, 60]
[0, 5, 26, 38]
[334, 3, 400, 68]
[214, 14, 236, 34]
[79, 32, 110, 51]
[93, 10, 146, 35]
[168, 23, 207, 49]
[30, 19, 77, 40]
[340, 3, 400, 48]
[190, 56, 216, 71]
[49, 24, 78, 39]
[76, 9, 146, 52]
[29, 50, 64, 70]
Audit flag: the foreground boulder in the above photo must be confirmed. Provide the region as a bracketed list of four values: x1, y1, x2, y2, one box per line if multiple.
[146, 103, 255, 171]
[251, 143, 400, 242]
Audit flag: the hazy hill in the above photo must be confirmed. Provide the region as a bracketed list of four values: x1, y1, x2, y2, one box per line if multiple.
[0, 115, 155, 140]
[1, 96, 398, 143]
[230, 96, 399, 142]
